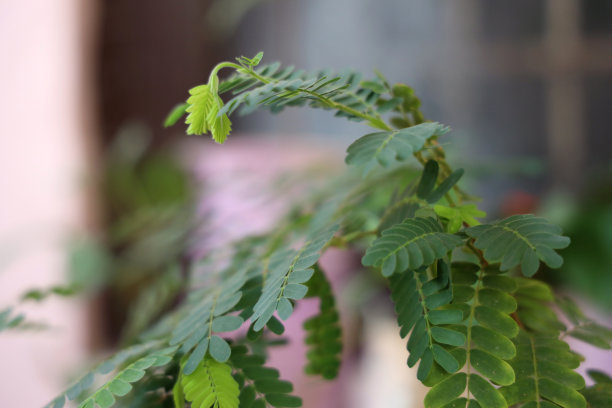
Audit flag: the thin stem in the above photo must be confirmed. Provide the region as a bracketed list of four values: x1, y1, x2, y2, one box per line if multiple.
[299, 89, 391, 131]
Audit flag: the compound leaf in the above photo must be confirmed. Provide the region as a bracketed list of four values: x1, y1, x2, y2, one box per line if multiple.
[251, 225, 338, 330]
[465, 215, 570, 277]
[345, 122, 450, 175]
[363, 217, 463, 276]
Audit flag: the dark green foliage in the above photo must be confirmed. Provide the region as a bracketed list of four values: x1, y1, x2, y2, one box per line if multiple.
[500, 331, 586, 408]
[303, 264, 342, 379]
[231, 345, 302, 407]
[514, 278, 566, 335]
[423, 263, 519, 408]
[415, 159, 465, 205]
[583, 371, 612, 408]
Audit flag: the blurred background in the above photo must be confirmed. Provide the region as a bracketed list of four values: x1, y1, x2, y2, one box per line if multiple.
[1, 0, 611, 406]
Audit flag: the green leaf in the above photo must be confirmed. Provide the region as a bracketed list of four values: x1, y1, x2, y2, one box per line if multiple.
[183, 339, 209, 375]
[500, 331, 587, 408]
[434, 204, 486, 233]
[556, 296, 612, 349]
[287, 268, 314, 284]
[430, 327, 466, 347]
[164, 103, 188, 127]
[107, 379, 131, 397]
[428, 309, 463, 325]
[265, 393, 302, 407]
[432, 344, 460, 373]
[362, 217, 464, 276]
[424, 373, 467, 408]
[173, 375, 185, 408]
[426, 169, 464, 204]
[416, 160, 439, 199]
[303, 265, 343, 380]
[345, 122, 450, 175]
[181, 355, 240, 408]
[251, 51, 264, 66]
[588, 370, 612, 384]
[360, 79, 387, 94]
[465, 215, 570, 277]
[210, 104, 232, 144]
[185, 84, 214, 135]
[251, 225, 338, 331]
[94, 389, 115, 408]
[48, 341, 163, 407]
[468, 374, 507, 408]
[582, 382, 612, 408]
[266, 316, 285, 335]
[76, 346, 177, 408]
[470, 326, 516, 360]
[231, 347, 302, 407]
[482, 275, 517, 293]
[209, 336, 231, 362]
[283, 284, 308, 300]
[477, 288, 517, 313]
[277, 298, 293, 321]
[474, 306, 519, 338]
[185, 77, 232, 143]
[390, 260, 459, 379]
[568, 328, 611, 349]
[212, 315, 244, 332]
[118, 368, 145, 383]
[469, 349, 515, 385]
[239, 385, 256, 407]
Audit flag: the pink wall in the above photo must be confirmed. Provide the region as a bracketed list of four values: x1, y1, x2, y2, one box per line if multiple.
[0, 0, 99, 405]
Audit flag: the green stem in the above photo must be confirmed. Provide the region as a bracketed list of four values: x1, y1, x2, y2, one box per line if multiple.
[299, 89, 391, 131]
[464, 267, 485, 400]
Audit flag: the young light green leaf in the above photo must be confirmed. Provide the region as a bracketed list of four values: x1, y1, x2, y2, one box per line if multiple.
[434, 204, 486, 233]
[184, 76, 232, 143]
[181, 355, 239, 408]
[185, 84, 214, 135]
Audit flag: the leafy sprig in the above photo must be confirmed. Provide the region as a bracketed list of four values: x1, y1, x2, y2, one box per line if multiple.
[37, 52, 612, 408]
